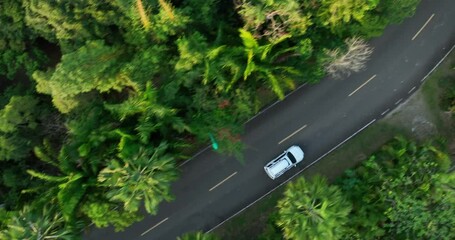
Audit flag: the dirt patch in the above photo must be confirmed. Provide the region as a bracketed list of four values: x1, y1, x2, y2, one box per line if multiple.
[384, 90, 438, 141]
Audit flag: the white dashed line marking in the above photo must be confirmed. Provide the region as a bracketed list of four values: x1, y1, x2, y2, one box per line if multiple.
[278, 124, 307, 145]
[395, 98, 403, 105]
[209, 172, 238, 192]
[348, 75, 377, 97]
[412, 14, 435, 41]
[408, 86, 416, 94]
[141, 218, 169, 236]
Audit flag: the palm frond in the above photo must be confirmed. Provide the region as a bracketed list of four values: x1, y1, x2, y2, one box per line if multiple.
[239, 29, 258, 49]
[264, 70, 285, 99]
[26, 169, 68, 182]
[206, 46, 226, 60]
[57, 173, 86, 221]
[243, 51, 256, 80]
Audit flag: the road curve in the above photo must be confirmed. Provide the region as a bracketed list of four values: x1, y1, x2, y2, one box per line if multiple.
[85, 0, 455, 239]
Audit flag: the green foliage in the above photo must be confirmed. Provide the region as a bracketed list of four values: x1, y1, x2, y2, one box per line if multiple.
[178, 231, 221, 240]
[97, 142, 178, 214]
[437, 75, 455, 113]
[0, 95, 39, 132]
[57, 174, 87, 222]
[64, 104, 119, 174]
[80, 194, 143, 231]
[105, 81, 190, 143]
[257, 211, 282, 240]
[0, 133, 30, 161]
[26, 169, 88, 223]
[0, 0, 424, 236]
[0, 95, 43, 161]
[317, 0, 379, 34]
[0, 205, 80, 240]
[202, 45, 244, 93]
[149, 1, 191, 42]
[33, 40, 138, 113]
[277, 175, 352, 240]
[0, 208, 14, 229]
[24, 0, 91, 44]
[0, 0, 46, 79]
[337, 136, 454, 239]
[375, 0, 421, 24]
[239, 29, 300, 99]
[25, 140, 93, 223]
[175, 32, 208, 71]
[120, 45, 168, 84]
[189, 86, 253, 159]
[181, 0, 221, 31]
[0, 163, 31, 209]
[235, 0, 312, 40]
[348, 0, 421, 37]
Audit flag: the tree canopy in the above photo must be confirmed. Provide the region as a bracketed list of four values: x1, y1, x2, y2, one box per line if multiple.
[0, 0, 422, 237]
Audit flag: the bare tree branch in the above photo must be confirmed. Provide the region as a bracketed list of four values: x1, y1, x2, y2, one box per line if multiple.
[324, 37, 374, 79]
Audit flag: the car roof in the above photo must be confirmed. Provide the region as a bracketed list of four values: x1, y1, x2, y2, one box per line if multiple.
[266, 158, 290, 177]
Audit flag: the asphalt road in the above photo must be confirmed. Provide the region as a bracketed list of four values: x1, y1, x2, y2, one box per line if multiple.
[85, 0, 455, 239]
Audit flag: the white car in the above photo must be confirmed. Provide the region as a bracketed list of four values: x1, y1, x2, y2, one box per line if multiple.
[264, 145, 304, 180]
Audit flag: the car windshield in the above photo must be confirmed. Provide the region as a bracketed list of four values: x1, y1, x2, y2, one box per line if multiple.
[287, 152, 297, 164]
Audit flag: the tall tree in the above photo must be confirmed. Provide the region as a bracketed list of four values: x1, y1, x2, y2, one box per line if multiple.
[347, 0, 421, 37]
[337, 137, 454, 239]
[317, 0, 379, 34]
[80, 193, 143, 231]
[324, 37, 373, 79]
[0, 205, 79, 240]
[0, 0, 45, 79]
[0, 95, 44, 161]
[105, 81, 190, 144]
[25, 141, 91, 223]
[235, 0, 312, 40]
[239, 29, 302, 99]
[23, 0, 91, 44]
[97, 141, 178, 215]
[33, 40, 138, 113]
[277, 175, 352, 240]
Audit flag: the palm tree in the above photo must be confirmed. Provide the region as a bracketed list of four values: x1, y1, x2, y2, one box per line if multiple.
[0, 205, 78, 240]
[25, 140, 91, 223]
[202, 45, 244, 94]
[276, 175, 352, 240]
[238, 29, 301, 99]
[104, 81, 190, 144]
[97, 141, 178, 215]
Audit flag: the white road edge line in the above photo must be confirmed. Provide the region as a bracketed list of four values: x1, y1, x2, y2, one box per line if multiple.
[381, 109, 390, 116]
[209, 172, 238, 192]
[141, 217, 169, 236]
[207, 119, 376, 233]
[412, 13, 435, 41]
[348, 74, 377, 97]
[408, 86, 416, 94]
[179, 146, 211, 167]
[395, 98, 403, 105]
[421, 44, 455, 83]
[278, 124, 307, 145]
